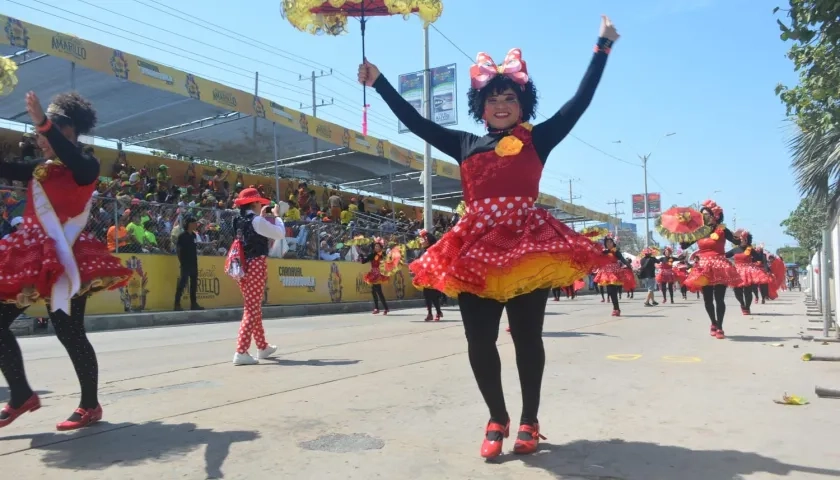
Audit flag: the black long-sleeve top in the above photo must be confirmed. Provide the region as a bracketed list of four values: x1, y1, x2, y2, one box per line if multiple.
[372, 38, 611, 165]
[639, 256, 660, 279]
[725, 245, 769, 270]
[0, 123, 99, 186]
[604, 248, 631, 268]
[680, 227, 740, 251]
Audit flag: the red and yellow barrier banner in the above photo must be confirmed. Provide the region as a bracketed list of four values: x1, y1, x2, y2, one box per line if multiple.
[27, 254, 420, 317]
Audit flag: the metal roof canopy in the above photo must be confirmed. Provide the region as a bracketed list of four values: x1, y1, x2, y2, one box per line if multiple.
[0, 45, 615, 222]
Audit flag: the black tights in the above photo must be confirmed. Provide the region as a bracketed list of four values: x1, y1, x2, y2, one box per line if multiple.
[599, 285, 605, 300]
[680, 285, 688, 299]
[660, 282, 674, 302]
[0, 296, 97, 414]
[552, 288, 561, 300]
[733, 287, 753, 310]
[371, 284, 388, 311]
[759, 283, 769, 300]
[701, 285, 727, 329]
[606, 285, 620, 311]
[458, 288, 548, 426]
[423, 288, 442, 315]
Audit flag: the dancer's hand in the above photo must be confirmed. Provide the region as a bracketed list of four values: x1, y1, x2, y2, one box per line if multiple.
[26, 91, 46, 126]
[358, 60, 380, 87]
[599, 15, 620, 42]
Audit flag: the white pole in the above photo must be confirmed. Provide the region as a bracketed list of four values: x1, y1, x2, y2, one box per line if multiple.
[273, 123, 280, 202]
[422, 25, 434, 231]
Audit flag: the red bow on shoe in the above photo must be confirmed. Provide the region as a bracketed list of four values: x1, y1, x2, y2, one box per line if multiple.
[470, 48, 529, 90]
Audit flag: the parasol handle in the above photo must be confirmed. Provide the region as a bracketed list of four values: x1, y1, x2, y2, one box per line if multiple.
[361, 0, 368, 135]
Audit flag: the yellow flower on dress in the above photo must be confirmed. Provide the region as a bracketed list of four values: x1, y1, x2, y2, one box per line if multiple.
[495, 135, 524, 157]
[0, 57, 18, 97]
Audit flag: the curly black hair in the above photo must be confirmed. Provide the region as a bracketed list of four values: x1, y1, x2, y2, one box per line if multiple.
[48, 92, 97, 136]
[467, 75, 538, 124]
[742, 232, 753, 246]
[700, 206, 724, 224]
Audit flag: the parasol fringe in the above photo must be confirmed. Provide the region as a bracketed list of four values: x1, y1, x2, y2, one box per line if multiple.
[655, 213, 712, 244]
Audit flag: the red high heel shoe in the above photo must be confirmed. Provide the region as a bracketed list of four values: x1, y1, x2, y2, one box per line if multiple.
[383, 310, 389, 316]
[424, 313, 433, 322]
[434, 313, 441, 322]
[715, 329, 725, 340]
[480, 420, 510, 459]
[56, 405, 103, 431]
[709, 325, 718, 337]
[513, 423, 546, 455]
[0, 393, 40, 429]
[372, 309, 380, 314]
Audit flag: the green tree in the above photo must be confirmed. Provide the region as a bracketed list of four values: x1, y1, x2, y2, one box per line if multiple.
[780, 196, 828, 254]
[774, 1, 840, 133]
[776, 245, 810, 265]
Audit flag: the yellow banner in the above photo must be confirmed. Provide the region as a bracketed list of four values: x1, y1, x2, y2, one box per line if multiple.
[27, 254, 420, 317]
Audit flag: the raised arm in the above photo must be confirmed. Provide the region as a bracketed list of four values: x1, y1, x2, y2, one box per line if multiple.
[724, 228, 741, 246]
[362, 61, 473, 161]
[532, 38, 611, 159]
[725, 247, 740, 259]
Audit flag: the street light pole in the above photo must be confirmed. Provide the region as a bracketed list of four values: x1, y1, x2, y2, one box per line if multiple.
[642, 154, 650, 247]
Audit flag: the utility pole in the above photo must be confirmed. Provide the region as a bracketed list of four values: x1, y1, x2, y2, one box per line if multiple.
[568, 178, 581, 205]
[607, 199, 625, 237]
[300, 69, 335, 153]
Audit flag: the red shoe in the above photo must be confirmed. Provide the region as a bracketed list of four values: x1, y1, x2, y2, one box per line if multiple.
[710, 325, 718, 336]
[513, 423, 546, 455]
[383, 310, 389, 316]
[372, 309, 380, 314]
[553, 297, 559, 302]
[56, 405, 103, 431]
[505, 326, 511, 333]
[715, 330, 725, 340]
[434, 313, 441, 322]
[480, 420, 510, 459]
[741, 308, 750, 316]
[600, 298, 605, 303]
[0, 393, 40, 429]
[424, 313, 433, 322]
[614, 310, 621, 317]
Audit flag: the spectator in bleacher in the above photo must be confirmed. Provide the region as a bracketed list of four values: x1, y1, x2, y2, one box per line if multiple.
[111, 151, 127, 178]
[340, 204, 352, 225]
[156, 164, 171, 189]
[107, 210, 131, 253]
[328, 190, 342, 221]
[284, 200, 301, 222]
[319, 240, 340, 261]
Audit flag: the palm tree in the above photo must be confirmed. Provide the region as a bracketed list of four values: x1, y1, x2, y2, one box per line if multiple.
[789, 125, 840, 211]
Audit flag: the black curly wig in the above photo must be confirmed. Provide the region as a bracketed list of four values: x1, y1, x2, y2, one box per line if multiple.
[700, 206, 724, 225]
[467, 75, 538, 125]
[741, 232, 753, 246]
[48, 92, 97, 136]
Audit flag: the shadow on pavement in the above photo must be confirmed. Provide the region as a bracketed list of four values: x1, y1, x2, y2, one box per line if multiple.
[267, 358, 361, 367]
[0, 421, 258, 479]
[543, 331, 611, 338]
[0, 388, 52, 400]
[724, 335, 800, 343]
[501, 439, 840, 479]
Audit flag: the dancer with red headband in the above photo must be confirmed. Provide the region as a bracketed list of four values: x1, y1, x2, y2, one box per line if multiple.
[681, 200, 741, 339]
[417, 229, 443, 321]
[0, 91, 132, 430]
[656, 246, 678, 303]
[674, 250, 690, 300]
[726, 230, 772, 316]
[359, 15, 618, 458]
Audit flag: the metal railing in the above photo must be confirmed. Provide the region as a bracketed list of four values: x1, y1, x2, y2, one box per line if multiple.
[0, 185, 420, 262]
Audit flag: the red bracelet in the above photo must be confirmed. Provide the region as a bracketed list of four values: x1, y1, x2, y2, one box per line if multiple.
[36, 118, 52, 133]
[594, 45, 611, 55]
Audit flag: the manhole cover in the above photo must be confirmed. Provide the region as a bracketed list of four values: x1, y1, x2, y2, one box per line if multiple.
[299, 433, 385, 453]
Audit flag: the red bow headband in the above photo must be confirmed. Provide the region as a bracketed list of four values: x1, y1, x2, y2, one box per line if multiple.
[373, 237, 385, 246]
[702, 199, 723, 220]
[419, 229, 428, 238]
[470, 48, 529, 90]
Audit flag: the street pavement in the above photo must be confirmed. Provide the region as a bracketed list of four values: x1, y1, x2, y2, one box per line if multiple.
[1, 290, 839, 480]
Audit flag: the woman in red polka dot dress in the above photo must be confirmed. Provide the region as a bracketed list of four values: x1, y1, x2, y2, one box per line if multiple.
[359, 16, 619, 458]
[360, 238, 391, 314]
[0, 91, 132, 431]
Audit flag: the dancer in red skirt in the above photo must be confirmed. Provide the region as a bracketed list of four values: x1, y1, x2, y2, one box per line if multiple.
[361, 238, 391, 315]
[656, 246, 678, 303]
[753, 244, 776, 302]
[674, 250, 690, 300]
[359, 15, 618, 458]
[0, 91, 132, 430]
[417, 230, 443, 321]
[593, 235, 632, 316]
[681, 200, 741, 339]
[620, 266, 636, 299]
[726, 231, 772, 315]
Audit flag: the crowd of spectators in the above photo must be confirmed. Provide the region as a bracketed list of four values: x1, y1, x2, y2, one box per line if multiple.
[0, 134, 460, 261]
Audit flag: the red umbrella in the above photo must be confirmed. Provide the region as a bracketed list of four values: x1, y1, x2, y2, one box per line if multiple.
[580, 226, 610, 242]
[655, 206, 711, 244]
[281, 0, 444, 135]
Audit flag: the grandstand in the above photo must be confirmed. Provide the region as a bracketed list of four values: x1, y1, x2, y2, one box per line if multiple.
[0, 14, 618, 225]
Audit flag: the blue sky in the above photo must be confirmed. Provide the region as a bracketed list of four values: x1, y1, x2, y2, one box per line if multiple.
[4, 0, 801, 251]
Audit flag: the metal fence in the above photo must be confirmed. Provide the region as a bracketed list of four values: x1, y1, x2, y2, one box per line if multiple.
[0, 185, 418, 262]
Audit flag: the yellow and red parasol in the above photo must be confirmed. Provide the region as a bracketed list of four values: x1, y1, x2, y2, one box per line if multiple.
[580, 226, 610, 242]
[0, 57, 18, 97]
[281, 0, 444, 135]
[655, 206, 711, 244]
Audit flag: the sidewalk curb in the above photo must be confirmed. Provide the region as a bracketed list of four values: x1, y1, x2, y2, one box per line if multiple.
[12, 298, 443, 337]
